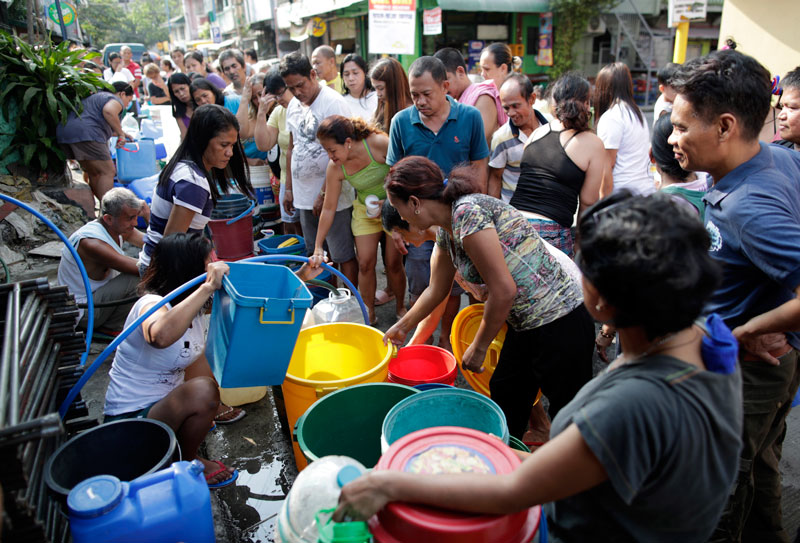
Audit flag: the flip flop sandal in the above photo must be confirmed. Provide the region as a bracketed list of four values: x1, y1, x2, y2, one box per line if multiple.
[374, 289, 395, 306]
[214, 406, 246, 425]
[206, 460, 238, 489]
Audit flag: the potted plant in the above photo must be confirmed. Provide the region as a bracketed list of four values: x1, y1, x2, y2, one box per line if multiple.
[0, 31, 110, 184]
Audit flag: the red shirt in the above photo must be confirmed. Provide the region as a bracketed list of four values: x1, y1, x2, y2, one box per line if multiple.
[126, 61, 142, 97]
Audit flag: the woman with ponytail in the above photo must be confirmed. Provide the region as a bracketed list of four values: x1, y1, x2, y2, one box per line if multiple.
[510, 72, 605, 257]
[382, 156, 594, 439]
[311, 115, 407, 324]
[480, 42, 523, 90]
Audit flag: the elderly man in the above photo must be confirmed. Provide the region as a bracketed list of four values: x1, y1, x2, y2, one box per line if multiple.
[58, 188, 145, 333]
[219, 49, 248, 95]
[489, 73, 548, 201]
[777, 67, 800, 151]
[120, 45, 142, 97]
[311, 45, 343, 94]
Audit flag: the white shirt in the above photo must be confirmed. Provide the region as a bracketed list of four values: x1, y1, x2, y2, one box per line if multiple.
[58, 220, 125, 321]
[653, 94, 673, 126]
[104, 67, 134, 85]
[597, 102, 654, 196]
[104, 294, 207, 415]
[286, 85, 356, 211]
[343, 91, 378, 122]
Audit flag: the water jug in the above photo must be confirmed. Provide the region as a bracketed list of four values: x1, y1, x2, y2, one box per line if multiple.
[67, 460, 214, 543]
[311, 289, 365, 325]
[274, 456, 366, 543]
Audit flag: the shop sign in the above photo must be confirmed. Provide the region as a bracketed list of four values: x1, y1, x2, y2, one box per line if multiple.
[537, 12, 553, 67]
[47, 1, 75, 25]
[668, 0, 707, 27]
[423, 7, 442, 36]
[467, 40, 484, 72]
[310, 16, 327, 37]
[369, 0, 417, 56]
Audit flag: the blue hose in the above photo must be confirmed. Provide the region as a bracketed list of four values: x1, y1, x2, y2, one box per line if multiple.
[225, 199, 255, 225]
[58, 255, 368, 418]
[0, 194, 94, 364]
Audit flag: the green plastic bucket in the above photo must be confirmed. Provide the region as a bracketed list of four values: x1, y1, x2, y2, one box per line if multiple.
[295, 383, 418, 468]
[508, 436, 531, 453]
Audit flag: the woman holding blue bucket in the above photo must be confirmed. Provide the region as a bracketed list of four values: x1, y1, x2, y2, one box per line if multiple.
[137, 104, 254, 424]
[336, 192, 743, 542]
[106, 233, 238, 488]
[382, 156, 594, 440]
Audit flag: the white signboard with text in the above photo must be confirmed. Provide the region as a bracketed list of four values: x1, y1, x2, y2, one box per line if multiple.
[369, 0, 417, 55]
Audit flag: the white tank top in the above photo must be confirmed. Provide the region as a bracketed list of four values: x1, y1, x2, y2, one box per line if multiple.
[104, 294, 207, 415]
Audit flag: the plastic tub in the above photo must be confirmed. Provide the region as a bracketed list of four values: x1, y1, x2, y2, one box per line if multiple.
[370, 427, 540, 543]
[283, 323, 396, 470]
[44, 419, 180, 504]
[258, 234, 306, 256]
[381, 388, 509, 453]
[413, 383, 454, 392]
[207, 262, 312, 388]
[295, 383, 418, 467]
[250, 165, 275, 205]
[207, 213, 254, 260]
[388, 345, 457, 386]
[450, 304, 507, 397]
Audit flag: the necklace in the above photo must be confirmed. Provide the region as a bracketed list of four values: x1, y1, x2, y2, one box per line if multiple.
[608, 332, 678, 372]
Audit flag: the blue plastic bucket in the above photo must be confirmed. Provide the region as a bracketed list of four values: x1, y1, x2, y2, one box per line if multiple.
[117, 139, 158, 182]
[207, 262, 313, 387]
[412, 383, 454, 392]
[381, 388, 509, 453]
[258, 234, 305, 256]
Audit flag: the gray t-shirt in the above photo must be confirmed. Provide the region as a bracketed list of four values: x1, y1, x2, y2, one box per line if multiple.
[545, 355, 743, 542]
[56, 91, 122, 144]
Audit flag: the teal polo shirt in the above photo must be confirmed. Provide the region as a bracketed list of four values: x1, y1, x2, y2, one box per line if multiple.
[386, 95, 489, 174]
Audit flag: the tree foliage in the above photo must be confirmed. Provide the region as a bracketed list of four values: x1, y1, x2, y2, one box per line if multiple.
[79, 0, 181, 48]
[0, 31, 111, 174]
[550, 0, 619, 78]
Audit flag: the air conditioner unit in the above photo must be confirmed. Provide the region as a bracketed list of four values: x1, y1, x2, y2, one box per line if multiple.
[587, 16, 607, 34]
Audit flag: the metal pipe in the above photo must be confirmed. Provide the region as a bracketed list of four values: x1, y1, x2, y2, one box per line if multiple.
[20, 341, 53, 417]
[9, 282, 20, 425]
[18, 296, 40, 340]
[23, 346, 58, 422]
[19, 312, 48, 371]
[0, 289, 13, 426]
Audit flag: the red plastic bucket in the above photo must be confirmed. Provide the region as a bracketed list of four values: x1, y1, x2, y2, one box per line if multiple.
[207, 214, 253, 260]
[388, 345, 457, 386]
[369, 426, 540, 543]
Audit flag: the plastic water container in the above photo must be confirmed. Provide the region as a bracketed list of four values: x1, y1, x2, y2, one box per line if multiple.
[388, 345, 457, 386]
[207, 262, 312, 388]
[68, 460, 213, 543]
[117, 138, 158, 182]
[311, 289, 366, 325]
[381, 388, 509, 453]
[370, 427, 540, 543]
[258, 234, 306, 256]
[140, 118, 163, 139]
[250, 165, 276, 205]
[274, 456, 366, 543]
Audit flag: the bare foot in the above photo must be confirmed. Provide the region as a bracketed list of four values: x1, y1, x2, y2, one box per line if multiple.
[437, 336, 452, 353]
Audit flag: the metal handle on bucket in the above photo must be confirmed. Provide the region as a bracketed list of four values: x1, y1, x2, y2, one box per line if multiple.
[225, 199, 256, 225]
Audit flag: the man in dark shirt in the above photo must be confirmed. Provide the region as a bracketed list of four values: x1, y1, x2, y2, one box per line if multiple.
[670, 49, 800, 543]
[776, 66, 800, 151]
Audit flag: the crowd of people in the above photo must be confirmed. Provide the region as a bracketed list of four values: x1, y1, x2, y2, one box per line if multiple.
[54, 37, 800, 541]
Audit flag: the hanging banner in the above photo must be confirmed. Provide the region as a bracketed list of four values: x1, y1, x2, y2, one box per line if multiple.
[369, 0, 417, 56]
[423, 7, 442, 36]
[537, 12, 553, 67]
[467, 40, 484, 72]
[45, 1, 81, 40]
[668, 0, 707, 27]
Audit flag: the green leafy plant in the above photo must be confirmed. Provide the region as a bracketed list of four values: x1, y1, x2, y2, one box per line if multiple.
[550, 0, 619, 78]
[0, 31, 111, 174]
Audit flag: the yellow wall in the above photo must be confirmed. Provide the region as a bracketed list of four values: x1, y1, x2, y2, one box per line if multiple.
[718, 0, 799, 78]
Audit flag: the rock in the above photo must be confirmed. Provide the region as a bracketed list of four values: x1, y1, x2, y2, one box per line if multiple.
[0, 245, 24, 265]
[4, 210, 34, 238]
[29, 241, 63, 258]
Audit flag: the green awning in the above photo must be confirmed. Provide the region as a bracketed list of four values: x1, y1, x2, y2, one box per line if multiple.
[437, 0, 550, 12]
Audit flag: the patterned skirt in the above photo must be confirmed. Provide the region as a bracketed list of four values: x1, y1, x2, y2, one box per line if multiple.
[527, 218, 574, 258]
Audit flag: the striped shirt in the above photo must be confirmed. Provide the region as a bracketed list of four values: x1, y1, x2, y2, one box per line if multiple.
[138, 161, 213, 268]
[489, 111, 549, 203]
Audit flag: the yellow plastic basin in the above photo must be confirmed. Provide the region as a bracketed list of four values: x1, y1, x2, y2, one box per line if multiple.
[283, 323, 395, 470]
[450, 304, 541, 405]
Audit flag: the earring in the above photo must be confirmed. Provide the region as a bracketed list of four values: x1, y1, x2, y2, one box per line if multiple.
[348, 145, 351, 150]
[595, 304, 604, 311]
[414, 209, 420, 215]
